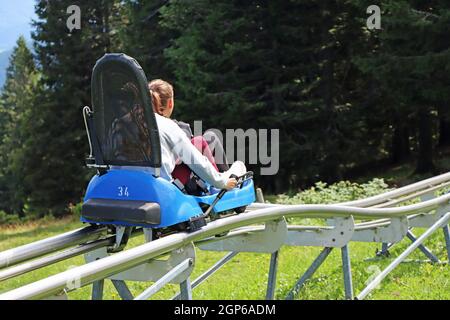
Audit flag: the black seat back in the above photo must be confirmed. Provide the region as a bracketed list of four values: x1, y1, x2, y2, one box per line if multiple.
[90, 53, 161, 168]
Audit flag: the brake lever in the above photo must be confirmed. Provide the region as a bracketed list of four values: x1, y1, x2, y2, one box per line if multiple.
[189, 171, 254, 229]
[231, 171, 254, 188]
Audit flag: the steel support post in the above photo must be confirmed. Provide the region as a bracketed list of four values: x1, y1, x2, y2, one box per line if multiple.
[91, 280, 104, 300]
[341, 245, 354, 300]
[406, 230, 440, 263]
[111, 280, 134, 300]
[266, 251, 279, 300]
[285, 247, 333, 300]
[179, 278, 193, 300]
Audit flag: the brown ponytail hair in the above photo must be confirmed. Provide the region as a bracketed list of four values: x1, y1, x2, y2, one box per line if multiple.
[148, 79, 174, 116]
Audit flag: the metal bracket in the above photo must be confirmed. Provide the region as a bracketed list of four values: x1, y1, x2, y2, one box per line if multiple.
[85, 243, 195, 284]
[419, 191, 436, 202]
[285, 217, 354, 248]
[352, 216, 408, 243]
[409, 204, 450, 228]
[143, 228, 153, 243]
[108, 226, 132, 253]
[197, 218, 288, 253]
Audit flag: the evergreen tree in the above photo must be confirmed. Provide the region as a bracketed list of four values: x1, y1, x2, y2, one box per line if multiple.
[161, 0, 374, 191]
[119, 0, 174, 80]
[27, 0, 121, 216]
[0, 36, 39, 216]
[356, 0, 450, 173]
[2, 0, 448, 216]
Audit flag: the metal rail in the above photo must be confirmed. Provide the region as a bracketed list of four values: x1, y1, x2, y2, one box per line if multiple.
[248, 171, 450, 210]
[0, 228, 144, 282]
[0, 238, 112, 281]
[0, 225, 107, 269]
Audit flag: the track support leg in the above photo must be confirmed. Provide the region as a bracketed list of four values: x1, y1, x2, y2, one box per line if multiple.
[179, 278, 193, 300]
[376, 243, 391, 257]
[443, 225, 450, 263]
[285, 247, 333, 300]
[341, 245, 354, 300]
[256, 188, 265, 203]
[111, 279, 134, 300]
[406, 230, 440, 263]
[92, 280, 104, 300]
[171, 252, 238, 300]
[266, 251, 279, 300]
[357, 212, 450, 300]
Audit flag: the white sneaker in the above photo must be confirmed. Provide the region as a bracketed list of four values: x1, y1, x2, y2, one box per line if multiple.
[225, 161, 247, 178]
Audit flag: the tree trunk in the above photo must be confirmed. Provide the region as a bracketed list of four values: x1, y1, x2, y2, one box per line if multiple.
[391, 115, 410, 163]
[415, 106, 435, 173]
[320, 9, 340, 182]
[439, 118, 450, 146]
[274, 175, 285, 195]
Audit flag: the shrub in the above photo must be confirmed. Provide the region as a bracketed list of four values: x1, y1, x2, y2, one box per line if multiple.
[0, 211, 22, 225]
[68, 202, 83, 217]
[275, 178, 390, 205]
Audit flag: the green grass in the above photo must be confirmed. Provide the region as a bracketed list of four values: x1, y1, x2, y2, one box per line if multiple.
[1, 160, 449, 300]
[0, 214, 449, 300]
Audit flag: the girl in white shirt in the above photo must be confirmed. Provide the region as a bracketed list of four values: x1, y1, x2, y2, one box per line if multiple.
[148, 79, 245, 190]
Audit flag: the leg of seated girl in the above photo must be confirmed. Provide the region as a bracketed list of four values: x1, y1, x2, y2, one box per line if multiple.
[203, 130, 229, 172]
[172, 136, 218, 186]
[191, 136, 219, 171]
[172, 134, 245, 190]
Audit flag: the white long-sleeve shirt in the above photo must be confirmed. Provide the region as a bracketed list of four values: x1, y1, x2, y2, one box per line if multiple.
[114, 113, 229, 189]
[155, 114, 229, 189]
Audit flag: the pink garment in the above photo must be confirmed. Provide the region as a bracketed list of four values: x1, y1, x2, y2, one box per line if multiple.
[172, 136, 218, 185]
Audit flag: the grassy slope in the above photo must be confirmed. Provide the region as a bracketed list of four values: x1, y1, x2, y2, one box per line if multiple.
[1, 215, 448, 300]
[0, 156, 449, 300]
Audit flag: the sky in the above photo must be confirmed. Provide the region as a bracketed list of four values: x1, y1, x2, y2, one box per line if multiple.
[0, 0, 37, 52]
